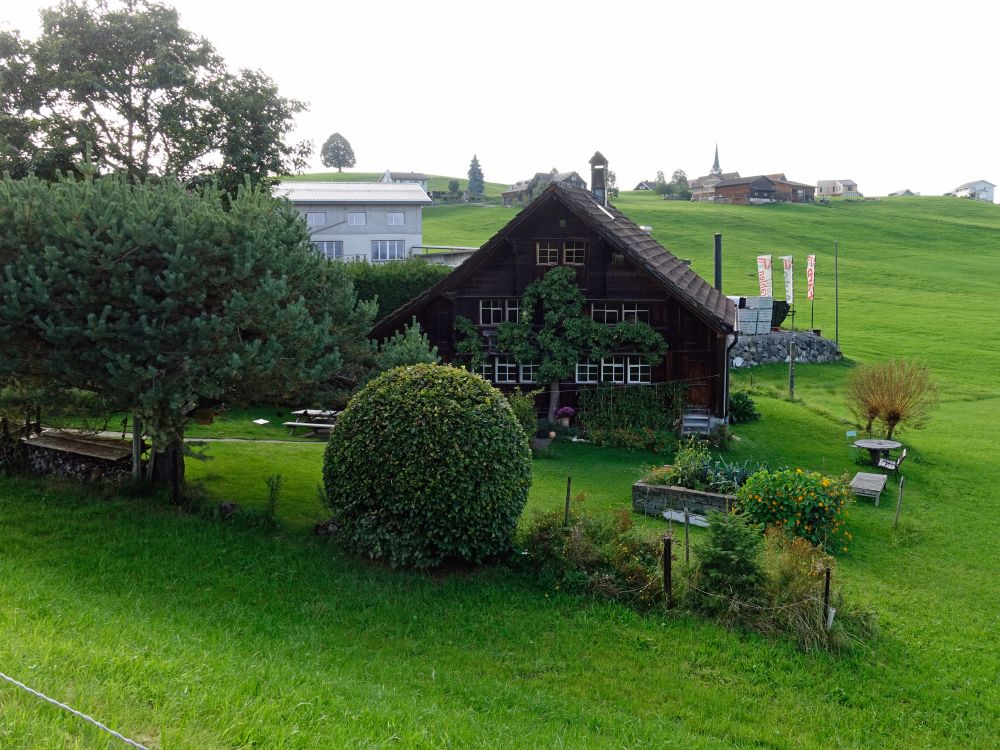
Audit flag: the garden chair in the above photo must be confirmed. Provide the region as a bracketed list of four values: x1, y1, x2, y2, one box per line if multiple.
[877, 447, 906, 476]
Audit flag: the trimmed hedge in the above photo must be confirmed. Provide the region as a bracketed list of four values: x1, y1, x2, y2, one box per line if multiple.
[322, 364, 532, 567]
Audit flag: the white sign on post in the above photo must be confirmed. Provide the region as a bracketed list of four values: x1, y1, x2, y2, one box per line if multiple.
[807, 254, 816, 300]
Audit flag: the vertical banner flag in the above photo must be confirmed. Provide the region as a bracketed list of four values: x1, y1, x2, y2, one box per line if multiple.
[756, 255, 773, 296]
[807, 254, 816, 300]
[780, 255, 794, 304]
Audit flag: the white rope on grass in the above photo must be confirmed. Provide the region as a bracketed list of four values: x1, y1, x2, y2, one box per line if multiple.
[0, 670, 150, 750]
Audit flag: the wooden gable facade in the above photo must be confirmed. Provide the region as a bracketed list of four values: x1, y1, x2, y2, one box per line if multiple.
[370, 181, 737, 418]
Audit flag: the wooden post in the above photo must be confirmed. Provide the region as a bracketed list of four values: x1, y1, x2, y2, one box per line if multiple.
[563, 476, 572, 526]
[788, 335, 796, 401]
[663, 536, 674, 609]
[131, 414, 142, 480]
[894, 476, 905, 530]
[822, 566, 832, 629]
[683, 505, 690, 564]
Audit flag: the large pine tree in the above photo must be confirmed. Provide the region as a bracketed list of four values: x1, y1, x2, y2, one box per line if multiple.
[467, 154, 485, 198]
[0, 173, 375, 496]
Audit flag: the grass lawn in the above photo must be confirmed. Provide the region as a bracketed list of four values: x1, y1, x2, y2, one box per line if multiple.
[2, 195, 999, 747]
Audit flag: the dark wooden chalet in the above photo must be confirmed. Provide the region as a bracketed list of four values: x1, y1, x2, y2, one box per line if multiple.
[371, 156, 738, 419]
[713, 175, 779, 205]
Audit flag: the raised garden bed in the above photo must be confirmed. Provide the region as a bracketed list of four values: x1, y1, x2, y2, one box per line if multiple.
[632, 480, 734, 518]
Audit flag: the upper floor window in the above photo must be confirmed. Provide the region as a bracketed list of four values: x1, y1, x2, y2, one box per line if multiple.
[479, 299, 505, 325]
[312, 240, 343, 260]
[505, 299, 520, 323]
[591, 303, 621, 325]
[519, 362, 537, 383]
[495, 356, 518, 384]
[536, 241, 559, 265]
[348, 211, 366, 226]
[563, 241, 586, 265]
[305, 212, 326, 227]
[387, 212, 405, 226]
[622, 303, 650, 324]
[372, 239, 405, 261]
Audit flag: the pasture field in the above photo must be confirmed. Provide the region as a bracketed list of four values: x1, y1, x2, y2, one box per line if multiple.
[2, 195, 999, 748]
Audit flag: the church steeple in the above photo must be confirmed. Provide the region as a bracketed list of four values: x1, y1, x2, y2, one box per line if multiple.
[710, 143, 722, 176]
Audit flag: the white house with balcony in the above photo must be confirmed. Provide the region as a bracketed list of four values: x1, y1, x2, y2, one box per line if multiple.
[275, 182, 432, 262]
[951, 180, 995, 203]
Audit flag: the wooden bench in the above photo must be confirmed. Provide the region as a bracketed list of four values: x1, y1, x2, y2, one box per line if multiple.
[851, 472, 888, 507]
[282, 421, 334, 437]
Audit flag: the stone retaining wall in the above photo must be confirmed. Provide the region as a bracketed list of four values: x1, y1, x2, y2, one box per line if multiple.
[632, 481, 735, 517]
[730, 331, 841, 368]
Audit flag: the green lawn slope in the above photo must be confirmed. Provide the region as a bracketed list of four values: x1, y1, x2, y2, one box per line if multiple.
[2, 195, 999, 748]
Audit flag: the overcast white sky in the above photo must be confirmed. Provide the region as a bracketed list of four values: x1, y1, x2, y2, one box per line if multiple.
[4, 0, 999, 199]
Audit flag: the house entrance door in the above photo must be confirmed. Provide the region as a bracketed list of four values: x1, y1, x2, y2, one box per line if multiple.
[679, 355, 712, 409]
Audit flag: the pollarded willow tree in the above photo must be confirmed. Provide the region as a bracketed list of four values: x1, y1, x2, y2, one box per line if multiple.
[0, 172, 376, 497]
[456, 266, 667, 422]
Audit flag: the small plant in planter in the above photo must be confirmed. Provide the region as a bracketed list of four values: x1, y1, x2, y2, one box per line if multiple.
[555, 406, 575, 427]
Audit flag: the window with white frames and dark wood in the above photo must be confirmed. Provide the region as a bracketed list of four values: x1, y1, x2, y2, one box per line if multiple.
[495, 356, 518, 383]
[601, 356, 627, 384]
[627, 356, 651, 383]
[478, 359, 494, 381]
[479, 299, 504, 325]
[347, 211, 366, 226]
[312, 240, 343, 260]
[563, 240, 586, 265]
[519, 362, 537, 383]
[622, 303, 650, 323]
[505, 298, 520, 323]
[371, 239, 405, 261]
[536, 241, 559, 265]
[575, 359, 598, 384]
[305, 211, 326, 227]
[387, 212, 405, 226]
[591, 303, 621, 324]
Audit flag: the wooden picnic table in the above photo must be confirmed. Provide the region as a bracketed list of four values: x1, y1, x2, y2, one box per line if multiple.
[853, 438, 902, 466]
[284, 409, 340, 437]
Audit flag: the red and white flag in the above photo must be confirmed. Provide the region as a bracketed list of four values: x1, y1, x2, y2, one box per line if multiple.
[780, 255, 794, 304]
[806, 254, 816, 300]
[756, 255, 773, 296]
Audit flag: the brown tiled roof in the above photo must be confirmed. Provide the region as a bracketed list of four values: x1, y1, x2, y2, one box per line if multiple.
[715, 175, 776, 190]
[370, 182, 736, 340]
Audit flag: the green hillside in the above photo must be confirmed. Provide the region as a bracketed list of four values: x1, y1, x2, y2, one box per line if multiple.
[283, 170, 509, 200]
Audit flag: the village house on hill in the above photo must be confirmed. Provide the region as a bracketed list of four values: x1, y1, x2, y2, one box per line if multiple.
[379, 170, 430, 193]
[371, 152, 738, 421]
[949, 180, 995, 202]
[502, 168, 587, 207]
[689, 145, 739, 202]
[816, 179, 861, 198]
[276, 181, 431, 262]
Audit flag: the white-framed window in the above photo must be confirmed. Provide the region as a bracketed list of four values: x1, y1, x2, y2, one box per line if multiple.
[479, 299, 505, 325]
[505, 299, 520, 323]
[592, 303, 621, 324]
[305, 211, 326, 227]
[563, 241, 586, 265]
[622, 303, 650, 323]
[495, 356, 518, 384]
[387, 211, 405, 226]
[627, 356, 651, 384]
[576, 359, 598, 384]
[519, 362, 537, 383]
[371, 239, 406, 261]
[601, 356, 626, 384]
[312, 240, 343, 260]
[347, 211, 366, 226]
[478, 359, 494, 381]
[536, 241, 559, 265]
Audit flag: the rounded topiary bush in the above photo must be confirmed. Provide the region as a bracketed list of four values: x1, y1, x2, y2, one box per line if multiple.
[323, 364, 532, 567]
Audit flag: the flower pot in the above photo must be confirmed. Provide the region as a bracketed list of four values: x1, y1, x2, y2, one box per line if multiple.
[559, 417, 570, 427]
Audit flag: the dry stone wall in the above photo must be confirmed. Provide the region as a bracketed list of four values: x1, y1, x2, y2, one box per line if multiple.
[730, 331, 841, 368]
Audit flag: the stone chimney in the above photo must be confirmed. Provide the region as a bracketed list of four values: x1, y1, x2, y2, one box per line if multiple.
[589, 151, 608, 205]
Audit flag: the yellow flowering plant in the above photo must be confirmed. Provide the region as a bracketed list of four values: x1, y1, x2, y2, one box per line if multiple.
[735, 468, 852, 551]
